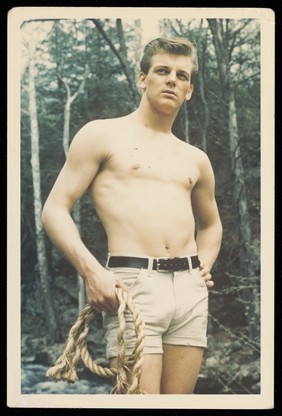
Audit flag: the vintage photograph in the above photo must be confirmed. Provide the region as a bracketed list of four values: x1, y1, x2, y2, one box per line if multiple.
[7, 7, 274, 409]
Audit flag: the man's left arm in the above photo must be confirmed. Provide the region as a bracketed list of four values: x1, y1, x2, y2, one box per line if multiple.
[191, 152, 223, 288]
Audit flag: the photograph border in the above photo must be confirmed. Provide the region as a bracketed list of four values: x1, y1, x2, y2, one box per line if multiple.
[7, 6, 275, 409]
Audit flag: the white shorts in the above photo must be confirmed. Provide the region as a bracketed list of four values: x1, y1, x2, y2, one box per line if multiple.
[103, 264, 209, 359]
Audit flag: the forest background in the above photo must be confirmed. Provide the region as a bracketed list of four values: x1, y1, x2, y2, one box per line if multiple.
[20, 16, 262, 394]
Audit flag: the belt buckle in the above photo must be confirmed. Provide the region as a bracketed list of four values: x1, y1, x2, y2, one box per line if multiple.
[155, 257, 187, 272]
[156, 259, 164, 272]
[156, 259, 169, 272]
[156, 258, 175, 272]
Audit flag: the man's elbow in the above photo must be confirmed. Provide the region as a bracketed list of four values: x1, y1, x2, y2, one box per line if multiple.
[199, 217, 222, 234]
[203, 219, 223, 242]
[41, 197, 72, 230]
[41, 197, 57, 230]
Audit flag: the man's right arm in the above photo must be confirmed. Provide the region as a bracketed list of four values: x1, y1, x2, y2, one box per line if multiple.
[41, 121, 128, 312]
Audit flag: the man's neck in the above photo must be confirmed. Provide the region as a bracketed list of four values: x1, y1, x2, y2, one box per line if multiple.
[133, 97, 178, 134]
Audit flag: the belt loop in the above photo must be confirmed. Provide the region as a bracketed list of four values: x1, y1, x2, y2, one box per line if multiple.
[147, 257, 154, 272]
[187, 256, 192, 273]
[105, 253, 111, 269]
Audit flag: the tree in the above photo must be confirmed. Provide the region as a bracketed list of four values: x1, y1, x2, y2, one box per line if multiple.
[25, 23, 59, 342]
[91, 18, 140, 106]
[195, 20, 210, 152]
[50, 20, 92, 312]
[208, 18, 260, 340]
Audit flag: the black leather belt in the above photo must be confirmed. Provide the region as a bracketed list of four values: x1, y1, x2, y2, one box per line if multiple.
[107, 255, 200, 272]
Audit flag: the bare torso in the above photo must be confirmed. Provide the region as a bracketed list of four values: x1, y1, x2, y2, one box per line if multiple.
[89, 114, 201, 258]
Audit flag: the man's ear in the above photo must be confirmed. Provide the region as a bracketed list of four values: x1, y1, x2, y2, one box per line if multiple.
[185, 84, 194, 101]
[138, 72, 147, 90]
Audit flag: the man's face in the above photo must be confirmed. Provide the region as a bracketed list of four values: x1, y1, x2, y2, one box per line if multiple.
[138, 52, 194, 113]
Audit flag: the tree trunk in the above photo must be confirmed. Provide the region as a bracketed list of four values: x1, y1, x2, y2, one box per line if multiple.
[28, 52, 59, 343]
[116, 19, 127, 61]
[91, 18, 140, 106]
[208, 19, 259, 341]
[60, 69, 88, 312]
[197, 25, 209, 152]
[183, 102, 190, 144]
[228, 88, 259, 341]
[132, 19, 142, 78]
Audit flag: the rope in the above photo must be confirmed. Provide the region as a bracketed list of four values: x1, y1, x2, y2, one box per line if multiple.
[46, 288, 145, 394]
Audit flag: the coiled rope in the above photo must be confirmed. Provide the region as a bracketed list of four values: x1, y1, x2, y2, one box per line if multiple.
[46, 288, 145, 394]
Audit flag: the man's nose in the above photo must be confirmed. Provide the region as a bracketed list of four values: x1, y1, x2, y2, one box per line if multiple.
[166, 70, 177, 84]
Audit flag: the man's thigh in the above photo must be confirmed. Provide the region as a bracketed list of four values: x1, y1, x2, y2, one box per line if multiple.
[110, 353, 163, 394]
[160, 344, 204, 394]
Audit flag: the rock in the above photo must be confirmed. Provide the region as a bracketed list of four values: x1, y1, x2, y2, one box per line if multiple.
[219, 356, 230, 365]
[43, 342, 68, 366]
[21, 334, 33, 357]
[33, 351, 51, 366]
[205, 356, 218, 367]
[21, 362, 112, 394]
[226, 340, 242, 354]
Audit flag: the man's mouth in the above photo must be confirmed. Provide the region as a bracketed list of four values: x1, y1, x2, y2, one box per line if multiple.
[162, 90, 177, 97]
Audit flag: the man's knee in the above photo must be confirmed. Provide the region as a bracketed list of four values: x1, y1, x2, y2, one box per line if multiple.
[110, 354, 163, 394]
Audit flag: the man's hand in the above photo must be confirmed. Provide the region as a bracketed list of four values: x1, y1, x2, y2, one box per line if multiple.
[85, 268, 128, 313]
[199, 263, 214, 289]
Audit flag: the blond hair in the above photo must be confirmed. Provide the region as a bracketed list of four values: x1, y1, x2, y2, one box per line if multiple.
[140, 37, 198, 78]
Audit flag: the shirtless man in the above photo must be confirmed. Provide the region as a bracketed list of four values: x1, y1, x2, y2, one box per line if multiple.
[42, 38, 222, 394]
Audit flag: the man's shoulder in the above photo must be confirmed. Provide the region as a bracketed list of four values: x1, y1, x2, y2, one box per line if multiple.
[78, 115, 130, 141]
[177, 140, 209, 162]
[77, 117, 116, 134]
[70, 117, 125, 151]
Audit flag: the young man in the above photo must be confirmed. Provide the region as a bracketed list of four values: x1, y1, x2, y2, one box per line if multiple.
[42, 38, 222, 394]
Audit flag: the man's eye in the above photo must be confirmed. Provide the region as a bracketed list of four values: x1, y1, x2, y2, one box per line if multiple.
[157, 68, 168, 74]
[178, 73, 189, 80]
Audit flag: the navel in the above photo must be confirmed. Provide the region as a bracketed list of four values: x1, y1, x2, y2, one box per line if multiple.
[131, 163, 141, 170]
[188, 177, 193, 186]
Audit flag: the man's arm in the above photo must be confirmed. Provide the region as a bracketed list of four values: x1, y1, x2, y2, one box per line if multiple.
[191, 152, 223, 286]
[41, 121, 128, 312]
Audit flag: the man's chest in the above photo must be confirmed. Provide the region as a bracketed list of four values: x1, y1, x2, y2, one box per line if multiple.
[104, 139, 199, 189]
